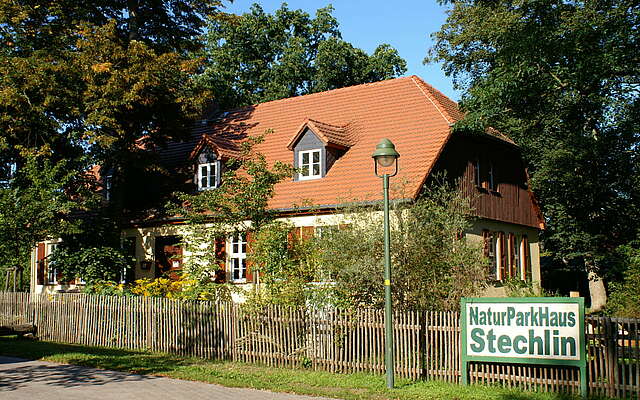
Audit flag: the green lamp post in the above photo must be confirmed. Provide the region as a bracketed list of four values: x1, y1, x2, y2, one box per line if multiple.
[372, 138, 400, 389]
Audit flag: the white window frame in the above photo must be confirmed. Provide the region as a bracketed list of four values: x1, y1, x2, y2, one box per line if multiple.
[197, 161, 220, 191]
[46, 243, 59, 285]
[298, 149, 322, 180]
[513, 234, 522, 280]
[228, 233, 247, 283]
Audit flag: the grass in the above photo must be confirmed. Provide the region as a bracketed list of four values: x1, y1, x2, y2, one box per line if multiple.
[0, 336, 598, 400]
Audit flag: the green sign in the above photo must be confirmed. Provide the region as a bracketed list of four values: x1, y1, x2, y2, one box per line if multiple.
[460, 297, 586, 397]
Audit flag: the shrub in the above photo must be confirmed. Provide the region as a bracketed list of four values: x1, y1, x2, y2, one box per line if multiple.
[50, 246, 131, 283]
[315, 180, 488, 311]
[129, 275, 235, 302]
[606, 245, 640, 318]
[248, 221, 318, 307]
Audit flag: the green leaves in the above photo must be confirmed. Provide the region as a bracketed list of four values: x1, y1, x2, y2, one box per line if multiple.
[315, 181, 488, 311]
[429, 0, 640, 282]
[199, 3, 407, 109]
[0, 150, 85, 288]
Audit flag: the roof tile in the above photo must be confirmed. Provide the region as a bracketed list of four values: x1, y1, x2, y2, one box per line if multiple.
[185, 76, 493, 210]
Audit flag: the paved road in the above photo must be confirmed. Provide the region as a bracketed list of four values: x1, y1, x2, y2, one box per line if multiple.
[0, 356, 332, 400]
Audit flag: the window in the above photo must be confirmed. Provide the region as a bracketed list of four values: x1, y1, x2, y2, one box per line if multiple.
[46, 243, 59, 285]
[121, 237, 136, 284]
[298, 149, 322, 180]
[474, 157, 497, 191]
[104, 175, 112, 201]
[488, 162, 496, 191]
[198, 161, 220, 190]
[521, 235, 531, 281]
[229, 233, 247, 283]
[491, 233, 500, 279]
[0, 162, 16, 187]
[316, 225, 339, 238]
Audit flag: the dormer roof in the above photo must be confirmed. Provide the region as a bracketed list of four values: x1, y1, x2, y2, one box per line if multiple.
[189, 131, 243, 161]
[286, 119, 356, 151]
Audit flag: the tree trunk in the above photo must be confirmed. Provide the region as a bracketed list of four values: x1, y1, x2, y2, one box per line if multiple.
[588, 269, 607, 312]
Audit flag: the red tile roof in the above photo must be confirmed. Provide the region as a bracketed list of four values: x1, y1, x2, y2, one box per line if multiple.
[286, 119, 355, 150]
[200, 76, 472, 210]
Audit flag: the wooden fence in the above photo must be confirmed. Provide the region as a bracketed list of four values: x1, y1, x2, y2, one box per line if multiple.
[1, 292, 638, 398]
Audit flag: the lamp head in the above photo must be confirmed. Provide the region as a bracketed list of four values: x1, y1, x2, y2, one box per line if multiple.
[372, 139, 400, 167]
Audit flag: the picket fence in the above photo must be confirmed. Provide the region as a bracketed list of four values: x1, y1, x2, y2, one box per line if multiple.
[1, 292, 638, 398]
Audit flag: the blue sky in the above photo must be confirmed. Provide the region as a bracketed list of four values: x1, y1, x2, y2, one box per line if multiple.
[222, 0, 461, 101]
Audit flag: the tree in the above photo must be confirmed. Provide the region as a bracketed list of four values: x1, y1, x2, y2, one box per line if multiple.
[606, 244, 640, 318]
[0, 0, 224, 282]
[428, 0, 640, 310]
[0, 149, 86, 290]
[170, 134, 293, 281]
[199, 3, 407, 110]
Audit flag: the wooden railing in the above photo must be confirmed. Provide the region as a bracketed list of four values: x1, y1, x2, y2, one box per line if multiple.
[1, 292, 638, 398]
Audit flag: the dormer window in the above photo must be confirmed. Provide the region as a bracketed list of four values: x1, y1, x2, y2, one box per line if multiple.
[198, 161, 220, 190]
[287, 119, 355, 182]
[299, 149, 322, 180]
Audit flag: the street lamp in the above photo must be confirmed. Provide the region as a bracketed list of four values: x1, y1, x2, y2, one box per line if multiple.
[372, 138, 400, 389]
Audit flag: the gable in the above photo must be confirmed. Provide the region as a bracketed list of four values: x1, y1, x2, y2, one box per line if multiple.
[293, 128, 323, 151]
[429, 133, 544, 229]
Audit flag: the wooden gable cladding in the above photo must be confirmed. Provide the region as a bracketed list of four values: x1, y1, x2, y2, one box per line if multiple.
[430, 134, 543, 229]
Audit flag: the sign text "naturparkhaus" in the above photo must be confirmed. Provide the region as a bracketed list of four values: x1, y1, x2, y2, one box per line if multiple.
[468, 303, 578, 359]
[460, 297, 586, 395]
[461, 298, 585, 362]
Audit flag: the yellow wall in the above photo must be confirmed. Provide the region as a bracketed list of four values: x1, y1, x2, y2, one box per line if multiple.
[31, 214, 541, 299]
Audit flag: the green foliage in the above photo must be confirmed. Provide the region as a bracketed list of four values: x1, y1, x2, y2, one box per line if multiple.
[247, 180, 488, 311]
[503, 278, 553, 298]
[0, 150, 85, 289]
[49, 246, 130, 284]
[316, 181, 488, 311]
[428, 0, 640, 289]
[606, 245, 640, 318]
[128, 276, 235, 302]
[248, 221, 318, 307]
[83, 276, 236, 302]
[199, 3, 407, 109]
[0, 1, 222, 284]
[83, 280, 132, 297]
[171, 134, 293, 281]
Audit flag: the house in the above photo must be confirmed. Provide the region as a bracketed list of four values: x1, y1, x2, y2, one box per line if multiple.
[30, 76, 545, 296]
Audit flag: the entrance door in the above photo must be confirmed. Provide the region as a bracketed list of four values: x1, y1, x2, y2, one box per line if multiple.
[154, 236, 182, 279]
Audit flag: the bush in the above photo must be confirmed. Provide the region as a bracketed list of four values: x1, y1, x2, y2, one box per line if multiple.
[83, 280, 131, 296]
[606, 245, 640, 318]
[50, 246, 131, 283]
[315, 180, 488, 311]
[248, 221, 318, 307]
[244, 180, 488, 311]
[129, 275, 235, 302]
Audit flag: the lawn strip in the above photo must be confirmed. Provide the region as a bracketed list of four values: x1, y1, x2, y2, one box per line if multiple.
[0, 337, 585, 400]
